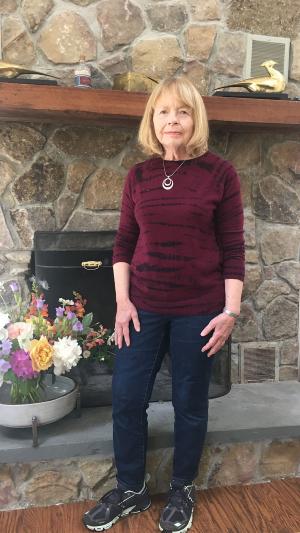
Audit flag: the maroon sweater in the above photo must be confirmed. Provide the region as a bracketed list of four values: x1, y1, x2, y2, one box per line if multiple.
[112, 151, 245, 315]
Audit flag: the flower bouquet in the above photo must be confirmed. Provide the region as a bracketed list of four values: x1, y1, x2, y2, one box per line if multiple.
[0, 278, 115, 404]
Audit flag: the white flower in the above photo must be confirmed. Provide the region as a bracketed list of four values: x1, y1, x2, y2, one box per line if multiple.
[0, 328, 8, 342]
[107, 331, 115, 346]
[38, 279, 50, 290]
[58, 298, 74, 306]
[53, 336, 82, 376]
[83, 350, 91, 359]
[0, 312, 10, 329]
[17, 322, 34, 351]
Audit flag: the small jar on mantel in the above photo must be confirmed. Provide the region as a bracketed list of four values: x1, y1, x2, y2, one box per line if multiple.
[74, 55, 92, 88]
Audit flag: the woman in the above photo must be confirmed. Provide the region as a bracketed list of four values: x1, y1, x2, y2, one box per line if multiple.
[83, 76, 244, 533]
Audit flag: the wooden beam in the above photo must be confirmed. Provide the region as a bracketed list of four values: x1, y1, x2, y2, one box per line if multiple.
[0, 82, 299, 128]
[205, 95, 300, 128]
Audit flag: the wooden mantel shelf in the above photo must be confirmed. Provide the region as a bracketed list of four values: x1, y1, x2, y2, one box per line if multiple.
[0, 82, 300, 128]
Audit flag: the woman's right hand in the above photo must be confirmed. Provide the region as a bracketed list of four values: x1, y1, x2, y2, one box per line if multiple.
[114, 299, 140, 349]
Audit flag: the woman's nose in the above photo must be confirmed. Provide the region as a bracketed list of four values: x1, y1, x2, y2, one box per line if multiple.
[168, 116, 178, 125]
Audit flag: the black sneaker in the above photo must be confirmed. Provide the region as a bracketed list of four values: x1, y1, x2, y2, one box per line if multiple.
[82, 483, 151, 531]
[159, 483, 196, 533]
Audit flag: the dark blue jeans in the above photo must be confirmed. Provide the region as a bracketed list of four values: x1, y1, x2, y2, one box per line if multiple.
[112, 308, 220, 492]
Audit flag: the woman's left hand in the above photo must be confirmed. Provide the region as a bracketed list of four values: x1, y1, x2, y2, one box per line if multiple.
[200, 312, 236, 357]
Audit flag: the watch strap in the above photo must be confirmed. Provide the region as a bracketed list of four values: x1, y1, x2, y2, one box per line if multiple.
[223, 308, 239, 318]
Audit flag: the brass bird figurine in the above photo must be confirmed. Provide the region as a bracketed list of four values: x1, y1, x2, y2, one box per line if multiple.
[0, 60, 59, 79]
[215, 60, 286, 93]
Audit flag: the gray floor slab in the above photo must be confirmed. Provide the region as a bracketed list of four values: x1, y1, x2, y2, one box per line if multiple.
[0, 382, 299, 463]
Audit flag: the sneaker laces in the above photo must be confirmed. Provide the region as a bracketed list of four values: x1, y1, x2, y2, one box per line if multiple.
[100, 488, 125, 505]
[100, 484, 144, 506]
[167, 487, 190, 511]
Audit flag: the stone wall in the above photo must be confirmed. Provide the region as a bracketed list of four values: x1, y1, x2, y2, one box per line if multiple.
[0, 0, 300, 382]
[1, 0, 300, 93]
[1, 438, 299, 510]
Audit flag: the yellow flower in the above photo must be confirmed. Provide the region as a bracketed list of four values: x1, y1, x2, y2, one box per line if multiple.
[29, 336, 53, 371]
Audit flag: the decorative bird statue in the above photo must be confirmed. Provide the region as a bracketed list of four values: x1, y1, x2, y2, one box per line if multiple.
[0, 61, 59, 79]
[214, 60, 286, 93]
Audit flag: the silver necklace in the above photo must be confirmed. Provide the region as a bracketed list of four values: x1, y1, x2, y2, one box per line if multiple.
[162, 159, 186, 190]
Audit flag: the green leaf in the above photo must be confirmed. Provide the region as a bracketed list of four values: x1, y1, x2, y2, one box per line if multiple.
[11, 339, 19, 351]
[82, 313, 93, 329]
[5, 368, 17, 383]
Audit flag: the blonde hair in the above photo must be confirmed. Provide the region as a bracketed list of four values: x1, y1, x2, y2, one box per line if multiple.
[138, 76, 209, 158]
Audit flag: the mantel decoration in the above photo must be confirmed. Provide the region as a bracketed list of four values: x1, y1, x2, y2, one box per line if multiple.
[214, 59, 287, 98]
[0, 277, 115, 405]
[0, 60, 59, 85]
[113, 71, 158, 92]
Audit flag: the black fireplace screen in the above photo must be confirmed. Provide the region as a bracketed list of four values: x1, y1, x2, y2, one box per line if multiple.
[33, 231, 231, 406]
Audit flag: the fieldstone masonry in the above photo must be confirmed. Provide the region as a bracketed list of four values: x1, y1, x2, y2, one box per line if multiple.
[0, 0, 299, 383]
[21, 0, 54, 33]
[227, 0, 300, 39]
[38, 12, 97, 64]
[97, 0, 145, 51]
[0, 438, 299, 510]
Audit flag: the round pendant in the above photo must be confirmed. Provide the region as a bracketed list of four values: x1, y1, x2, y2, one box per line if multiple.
[162, 177, 174, 190]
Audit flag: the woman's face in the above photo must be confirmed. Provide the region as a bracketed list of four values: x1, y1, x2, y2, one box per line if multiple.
[152, 90, 194, 155]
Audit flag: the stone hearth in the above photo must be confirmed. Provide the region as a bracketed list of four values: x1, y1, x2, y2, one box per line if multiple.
[0, 381, 299, 510]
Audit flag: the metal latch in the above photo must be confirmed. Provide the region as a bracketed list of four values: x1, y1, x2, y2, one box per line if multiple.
[81, 260, 102, 270]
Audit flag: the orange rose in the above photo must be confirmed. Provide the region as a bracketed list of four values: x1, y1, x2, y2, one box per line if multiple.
[29, 336, 53, 371]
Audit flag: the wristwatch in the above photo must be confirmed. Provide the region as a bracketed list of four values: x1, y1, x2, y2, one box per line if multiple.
[223, 308, 239, 318]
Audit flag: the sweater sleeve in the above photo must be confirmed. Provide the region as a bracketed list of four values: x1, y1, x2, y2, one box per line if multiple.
[112, 166, 140, 265]
[215, 164, 245, 281]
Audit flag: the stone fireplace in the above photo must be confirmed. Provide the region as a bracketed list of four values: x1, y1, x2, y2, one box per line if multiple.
[0, 0, 299, 384]
[1, 120, 299, 385]
[32, 229, 231, 405]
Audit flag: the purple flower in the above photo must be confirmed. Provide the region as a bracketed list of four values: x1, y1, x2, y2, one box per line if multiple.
[0, 338, 12, 356]
[10, 350, 38, 379]
[9, 281, 19, 293]
[67, 311, 75, 320]
[72, 321, 83, 332]
[56, 307, 64, 318]
[36, 298, 45, 310]
[0, 358, 11, 373]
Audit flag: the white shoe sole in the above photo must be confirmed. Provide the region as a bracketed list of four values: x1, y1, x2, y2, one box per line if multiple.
[159, 509, 193, 533]
[84, 501, 151, 531]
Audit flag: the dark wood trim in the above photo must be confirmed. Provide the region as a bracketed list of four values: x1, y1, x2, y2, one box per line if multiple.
[0, 82, 299, 128]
